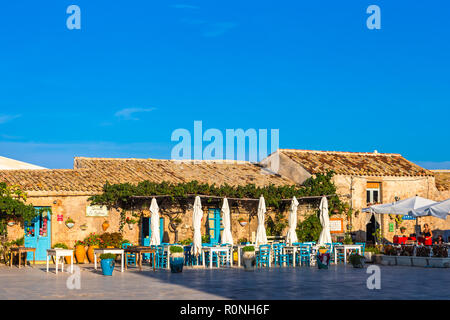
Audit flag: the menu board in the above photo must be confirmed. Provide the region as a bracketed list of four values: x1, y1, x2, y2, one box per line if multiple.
[86, 205, 108, 217]
[329, 218, 344, 233]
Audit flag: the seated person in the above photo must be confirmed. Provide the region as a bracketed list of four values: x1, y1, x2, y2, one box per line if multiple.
[421, 224, 433, 245]
[434, 235, 444, 245]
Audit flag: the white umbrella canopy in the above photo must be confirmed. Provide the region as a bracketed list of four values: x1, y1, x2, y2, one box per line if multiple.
[220, 198, 234, 245]
[410, 198, 450, 220]
[285, 196, 299, 245]
[192, 196, 203, 256]
[318, 196, 332, 245]
[149, 198, 160, 246]
[363, 196, 437, 215]
[255, 195, 268, 246]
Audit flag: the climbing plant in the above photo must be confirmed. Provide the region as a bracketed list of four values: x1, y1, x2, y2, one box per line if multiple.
[295, 214, 322, 242]
[0, 182, 38, 236]
[89, 171, 347, 232]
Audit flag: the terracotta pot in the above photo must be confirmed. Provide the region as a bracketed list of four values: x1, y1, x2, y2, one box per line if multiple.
[65, 251, 74, 264]
[87, 245, 100, 263]
[102, 221, 109, 231]
[75, 245, 86, 264]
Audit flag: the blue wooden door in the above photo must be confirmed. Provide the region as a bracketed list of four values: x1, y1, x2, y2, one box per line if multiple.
[141, 217, 164, 260]
[208, 209, 222, 245]
[24, 207, 51, 261]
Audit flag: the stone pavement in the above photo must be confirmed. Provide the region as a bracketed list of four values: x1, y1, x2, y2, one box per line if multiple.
[0, 264, 449, 300]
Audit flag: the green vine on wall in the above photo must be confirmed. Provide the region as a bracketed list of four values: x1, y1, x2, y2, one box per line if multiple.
[89, 171, 347, 232]
[0, 183, 38, 236]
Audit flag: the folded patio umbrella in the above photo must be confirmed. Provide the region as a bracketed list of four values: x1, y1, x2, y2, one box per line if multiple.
[221, 198, 234, 245]
[285, 196, 299, 245]
[318, 196, 332, 245]
[149, 197, 161, 246]
[192, 196, 203, 256]
[255, 195, 268, 246]
[362, 196, 436, 215]
[410, 198, 450, 220]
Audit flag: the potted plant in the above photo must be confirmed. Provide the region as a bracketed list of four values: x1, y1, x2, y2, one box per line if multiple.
[238, 217, 247, 227]
[242, 246, 256, 270]
[126, 217, 137, 230]
[102, 220, 110, 231]
[318, 246, 328, 254]
[65, 217, 75, 229]
[349, 253, 365, 268]
[169, 246, 184, 273]
[400, 226, 406, 235]
[84, 233, 101, 263]
[7, 218, 15, 227]
[100, 253, 116, 276]
[74, 240, 86, 264]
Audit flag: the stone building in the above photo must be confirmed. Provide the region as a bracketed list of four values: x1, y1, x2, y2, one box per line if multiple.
[262, 149, 450, 242]
[1, 151, 449, 260]
[1, 157, 308, 260]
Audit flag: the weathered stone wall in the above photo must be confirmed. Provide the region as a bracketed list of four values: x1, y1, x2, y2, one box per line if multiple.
[331, 175, 450, 242]
[6, 195, 318, 247]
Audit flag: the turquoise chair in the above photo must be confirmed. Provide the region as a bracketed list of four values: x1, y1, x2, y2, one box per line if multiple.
[122, 243, 136, 267]
[155, 245, 168, 268]
[355, 242, 366, 256]
[273, 243, 290, 267]
[332, 242, 345, 264]
[298, 244, 312, 266]
[256, 245, 271, 267]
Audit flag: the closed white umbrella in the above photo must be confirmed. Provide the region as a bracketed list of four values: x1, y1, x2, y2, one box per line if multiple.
[318, 196, 332, 245]
[221, 198, 234, 245]
[255, 195, 268, 246]
[192, 196, 203, 256]
[285, 196, 299, 245]
[149, 198, 160, 246]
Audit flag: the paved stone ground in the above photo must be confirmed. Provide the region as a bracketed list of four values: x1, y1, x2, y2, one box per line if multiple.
[0, 264, 449, 300]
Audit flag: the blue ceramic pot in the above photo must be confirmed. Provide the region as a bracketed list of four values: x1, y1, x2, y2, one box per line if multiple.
[170, 257, 184, 273]
[101, 258, 115, 276]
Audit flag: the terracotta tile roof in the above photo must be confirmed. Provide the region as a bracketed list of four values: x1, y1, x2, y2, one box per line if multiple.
[432, 170, 450, 191]
[0, 158, 293, 195]
[279, 149, 433, 177]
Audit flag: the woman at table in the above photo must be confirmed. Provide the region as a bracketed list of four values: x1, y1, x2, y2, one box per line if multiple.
[421, 224, 432, 244]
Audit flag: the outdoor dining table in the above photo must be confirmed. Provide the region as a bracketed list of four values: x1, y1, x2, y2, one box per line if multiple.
[93, 248, 125, 273]
[46, 249, 73, 274]
[124, 246, 156, 271]
[333, 244, 363, 265]
[10, 247, 36, 268]
[202, 246, 232, 268]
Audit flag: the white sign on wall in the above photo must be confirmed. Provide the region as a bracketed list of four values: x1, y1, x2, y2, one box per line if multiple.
[86, 205, 108, 217]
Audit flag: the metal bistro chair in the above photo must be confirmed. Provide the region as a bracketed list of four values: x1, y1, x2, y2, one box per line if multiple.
[122, 243, 136, 267]
[272, 243, 290, 267]
[256, 244, 271, 268]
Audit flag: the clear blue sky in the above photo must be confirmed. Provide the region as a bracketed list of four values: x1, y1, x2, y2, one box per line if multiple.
[0, 1, 449, 169]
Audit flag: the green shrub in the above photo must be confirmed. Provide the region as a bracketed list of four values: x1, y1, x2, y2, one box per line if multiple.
[242, 246, 255, 252]
[201, 235, 210, 244]
[99, 232, 123, 248]
[365, 246, 381, 254]
[180, 238, 192, 245]
[296, 214, 321, 242]
[170, 246, 184, 253]
[100, 253, 116, 260]
[53, 243, 68, 249]
[349, 254, 364, 266]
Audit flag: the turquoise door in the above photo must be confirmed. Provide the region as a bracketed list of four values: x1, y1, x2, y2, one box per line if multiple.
[24, 207, 51, 261]
[208, 209, 222, 245]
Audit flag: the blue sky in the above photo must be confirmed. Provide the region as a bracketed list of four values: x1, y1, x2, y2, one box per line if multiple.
[0, 1, 449, 169]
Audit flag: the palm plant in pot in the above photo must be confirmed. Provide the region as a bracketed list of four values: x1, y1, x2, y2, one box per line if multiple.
[169, 246, 184, 273]
[100, 253, 116, 275]
[242, 246, 256, 270]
